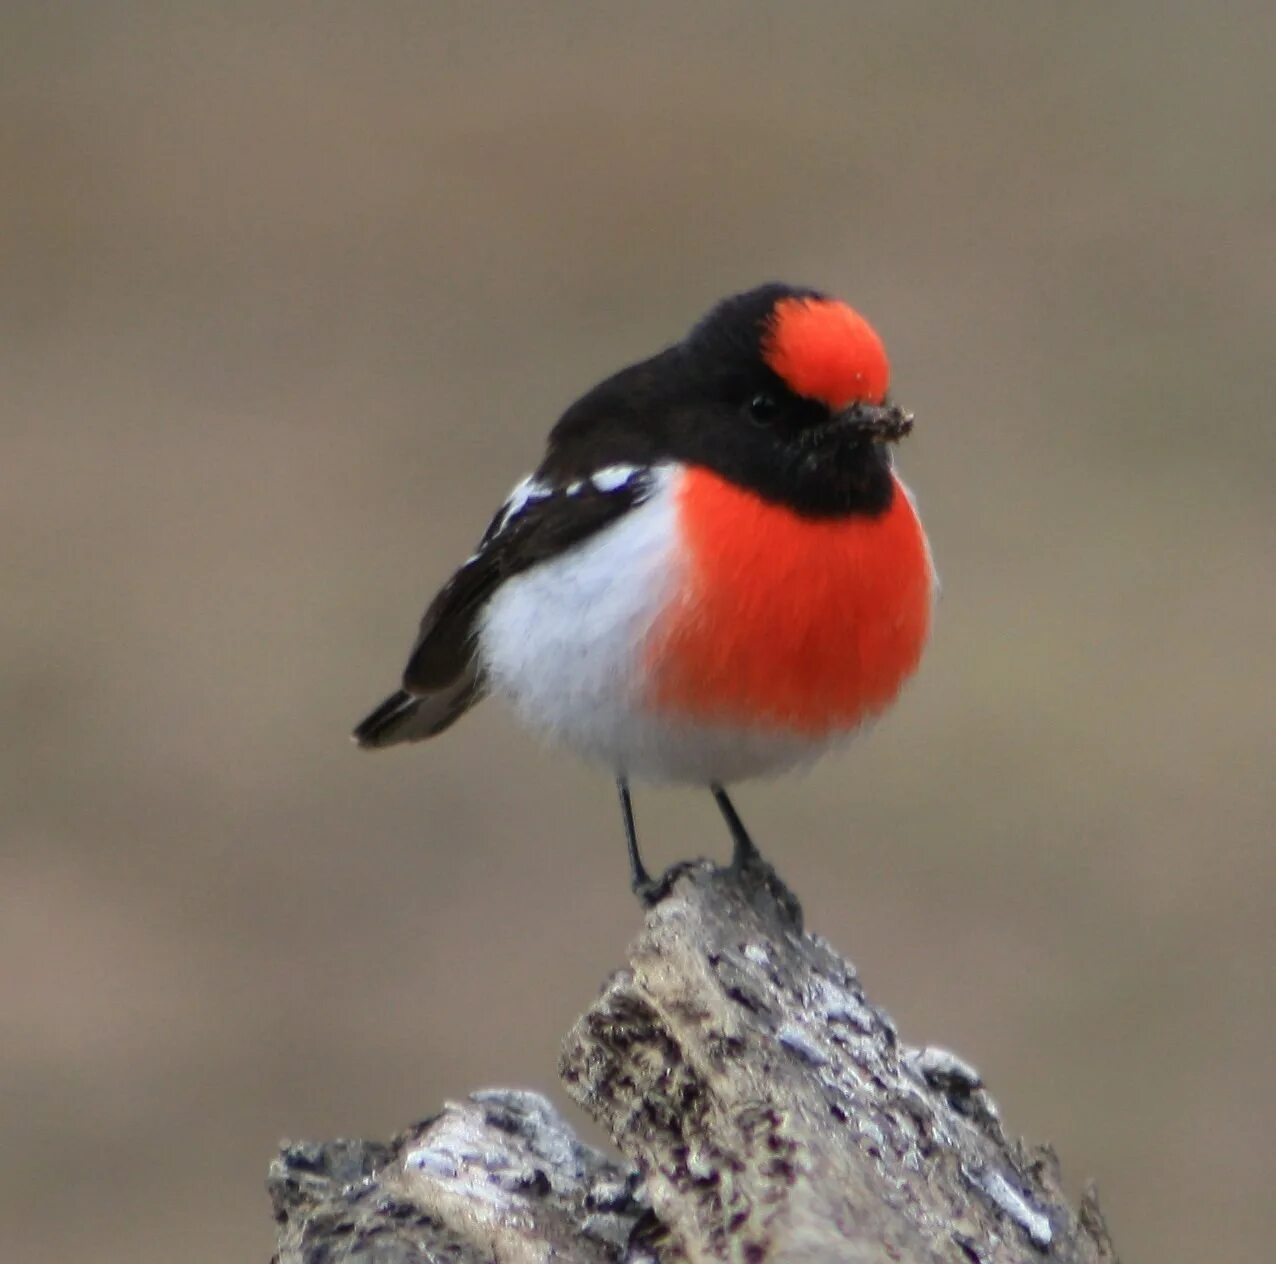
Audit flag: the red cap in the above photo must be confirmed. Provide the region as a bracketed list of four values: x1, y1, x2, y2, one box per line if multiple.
[763, 297, 890, 408]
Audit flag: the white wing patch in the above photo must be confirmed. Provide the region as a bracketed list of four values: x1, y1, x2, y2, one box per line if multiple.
[494, 475, 553, 533]
[589, 464, 642, 493]
[479, 461, 658, 566]
[485, 465, 651, 549]
[562, 466, 643, 497]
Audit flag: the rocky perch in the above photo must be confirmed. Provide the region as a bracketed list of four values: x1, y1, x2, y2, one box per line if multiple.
[269, 857, 1119, 1263]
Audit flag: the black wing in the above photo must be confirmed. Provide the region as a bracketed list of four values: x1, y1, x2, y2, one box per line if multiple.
[353, 466, 654, 748]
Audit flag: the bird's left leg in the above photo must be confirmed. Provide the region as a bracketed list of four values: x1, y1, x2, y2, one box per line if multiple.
[710, 783, 763, 873]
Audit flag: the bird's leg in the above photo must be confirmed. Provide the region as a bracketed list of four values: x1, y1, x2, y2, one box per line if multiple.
[711, 783, 762, 873]
[617, 777, 655, 897]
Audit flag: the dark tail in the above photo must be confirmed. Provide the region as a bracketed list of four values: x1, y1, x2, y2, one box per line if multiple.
[353, 690, 420, 747]
[352, 675, 482, 749]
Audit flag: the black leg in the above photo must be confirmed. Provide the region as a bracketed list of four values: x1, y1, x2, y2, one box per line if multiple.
[617, 777, 653, 894]
[711, 783, 761, 872]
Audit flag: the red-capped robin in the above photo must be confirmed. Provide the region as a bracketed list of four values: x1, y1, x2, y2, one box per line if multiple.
[354, 284, 935, 899]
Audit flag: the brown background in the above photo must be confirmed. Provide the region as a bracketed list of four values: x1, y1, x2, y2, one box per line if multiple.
[3, 5, 1273, 1261]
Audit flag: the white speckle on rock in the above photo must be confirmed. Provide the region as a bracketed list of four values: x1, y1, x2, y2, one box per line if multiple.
[811, 975, 874, 1031]
[404, 1147, 458, 1179]
[777, 1023, 827, 1066]
[472, 1087, 552, 1112]
[743, 942, 771, 968]
[588, 1178, 630, 1211]
[582, 1212, 633, 1247]
[968, 1165, 1054, 1249]
[686, 1146, 715, 1181]
[912, 1046, 983, 1091]
[403, 1098, 544, 1211]
[858, 1119, 886, 1151]
[471, 1089, 579, 1171]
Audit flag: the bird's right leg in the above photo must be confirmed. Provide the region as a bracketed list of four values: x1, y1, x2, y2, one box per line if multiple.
[617, 776, 657, 901]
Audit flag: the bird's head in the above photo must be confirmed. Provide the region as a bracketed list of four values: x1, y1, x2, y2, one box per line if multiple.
[672, 284, 913, 515]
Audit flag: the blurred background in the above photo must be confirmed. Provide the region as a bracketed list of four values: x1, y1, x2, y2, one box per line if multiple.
[3, 4, 1273, 1261]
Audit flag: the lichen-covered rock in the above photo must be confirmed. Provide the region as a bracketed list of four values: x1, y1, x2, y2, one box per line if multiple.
[269, 858, 1118, 1264]
[269, 1089, 647, 1263]
[560, 857, 1118, 1264]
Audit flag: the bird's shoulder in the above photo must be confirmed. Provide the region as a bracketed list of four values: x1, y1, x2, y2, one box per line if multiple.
[401, 341, 692, 695]
[402, 459, 662, 693]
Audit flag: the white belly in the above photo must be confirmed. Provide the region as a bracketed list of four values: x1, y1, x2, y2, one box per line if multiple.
[476, 467, 834, 784]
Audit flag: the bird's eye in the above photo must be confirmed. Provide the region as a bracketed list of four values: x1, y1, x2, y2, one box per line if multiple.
[746, 392, 779, 423]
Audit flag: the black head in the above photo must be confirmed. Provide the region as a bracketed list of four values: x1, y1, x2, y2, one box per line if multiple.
[543, 284, 912, 518]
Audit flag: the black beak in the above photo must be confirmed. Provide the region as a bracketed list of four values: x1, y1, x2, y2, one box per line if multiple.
[836, 401, 914, 443]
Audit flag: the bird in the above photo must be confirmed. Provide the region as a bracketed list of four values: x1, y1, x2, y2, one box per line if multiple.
[353, 283, 935, 899]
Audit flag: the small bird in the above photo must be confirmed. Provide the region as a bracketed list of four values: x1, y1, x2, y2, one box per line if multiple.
[354, 284, 935, 897]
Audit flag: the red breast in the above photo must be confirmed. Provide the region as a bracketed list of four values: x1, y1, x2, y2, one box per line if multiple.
[647, 466, 933, 736]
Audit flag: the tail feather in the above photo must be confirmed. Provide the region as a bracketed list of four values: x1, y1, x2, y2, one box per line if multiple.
[352, 674, 482, 749]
